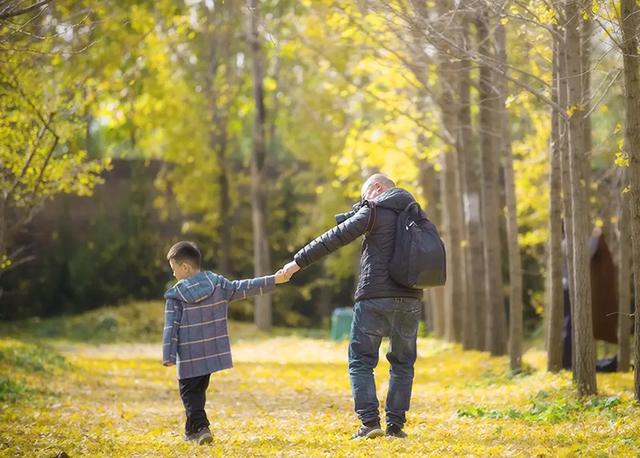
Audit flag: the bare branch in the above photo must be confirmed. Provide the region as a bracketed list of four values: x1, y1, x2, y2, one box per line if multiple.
[4, 112, 54, 204]
[0, 0, 52, 21]
[584, 68, 622, 118]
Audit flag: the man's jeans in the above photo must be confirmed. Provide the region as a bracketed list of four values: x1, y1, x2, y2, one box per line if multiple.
[178, 373, 211, 435]
[348, 297, 421, 428]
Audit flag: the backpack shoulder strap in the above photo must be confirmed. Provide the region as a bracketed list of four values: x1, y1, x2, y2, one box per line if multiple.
[404, 201, 419, 213]
[364, 200, 377, 234]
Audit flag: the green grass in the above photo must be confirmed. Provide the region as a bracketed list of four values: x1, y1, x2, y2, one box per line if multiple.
[0, 339, 70, 403]
[0, 340, 69, 372]
[457, 389, 624, 423]
[0, 376, 29, 402]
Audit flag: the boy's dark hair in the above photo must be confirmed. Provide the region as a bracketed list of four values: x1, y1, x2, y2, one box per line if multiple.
[166, 241, 201, 268]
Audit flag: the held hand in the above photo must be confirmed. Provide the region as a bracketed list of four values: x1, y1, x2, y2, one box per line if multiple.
[275, 269, 289, 284]
[282, 260, 301, 279]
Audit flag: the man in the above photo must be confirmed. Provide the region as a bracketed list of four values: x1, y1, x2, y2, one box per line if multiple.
[282, 173, 423, 439]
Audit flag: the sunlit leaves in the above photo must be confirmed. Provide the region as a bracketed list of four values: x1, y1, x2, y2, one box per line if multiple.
[0, 52, 108, 209]
[0, 316, 638, 456]
[615, 151, 630, 168]
[511, 1, 558, 25]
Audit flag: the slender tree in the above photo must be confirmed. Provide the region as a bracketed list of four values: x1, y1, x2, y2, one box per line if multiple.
[546, 32, 565, 372]
[581, 1, 593, 211]
[203, 3, 236, 275]
[556, 10, 579, 374]
[458, 13, 486, 350]
[496, 22, 523, 370]
[419, 144, 445, 337]
[451, 12, 471, 348]
[476, 10, 506, 355]
[617, 183, 631, 372]
[619, 0, 640, 400]
[435, 0, 467, 343]
[564, 0, 596, 395]
[247, 0, 272, 331]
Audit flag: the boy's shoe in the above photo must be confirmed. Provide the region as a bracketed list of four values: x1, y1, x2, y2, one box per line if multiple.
[351, 423, 384, 440]
[386, 424, 407, 438]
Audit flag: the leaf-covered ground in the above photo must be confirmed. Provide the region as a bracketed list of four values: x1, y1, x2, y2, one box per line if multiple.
[0, 307, 639, 457]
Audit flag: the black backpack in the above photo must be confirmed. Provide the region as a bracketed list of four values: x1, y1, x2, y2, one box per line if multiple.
[366, 200, 447, 289]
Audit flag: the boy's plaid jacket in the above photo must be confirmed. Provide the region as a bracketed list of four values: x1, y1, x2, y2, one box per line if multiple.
[162, 271, 276, 379]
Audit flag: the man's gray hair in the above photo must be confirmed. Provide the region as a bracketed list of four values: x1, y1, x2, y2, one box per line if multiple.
[362, 173, 396, 194]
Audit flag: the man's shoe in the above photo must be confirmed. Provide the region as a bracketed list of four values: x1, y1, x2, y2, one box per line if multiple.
[193, 427, 213, 445]
[386, 424, 407, 438]
[351, 423, 384, 440]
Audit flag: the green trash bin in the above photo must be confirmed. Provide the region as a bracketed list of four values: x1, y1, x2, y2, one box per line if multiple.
[330, 307, 353, 341]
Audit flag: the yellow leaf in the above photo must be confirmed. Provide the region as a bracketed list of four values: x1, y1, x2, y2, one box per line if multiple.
[566, 105, 580, 117]
[615, 151, 629, 167]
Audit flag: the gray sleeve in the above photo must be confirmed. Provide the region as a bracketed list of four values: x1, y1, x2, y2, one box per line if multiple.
[220, 275, 277, 302]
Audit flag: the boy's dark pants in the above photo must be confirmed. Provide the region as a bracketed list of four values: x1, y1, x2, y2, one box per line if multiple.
[348, 297, 420, 429]
[178, 373, 211, 435]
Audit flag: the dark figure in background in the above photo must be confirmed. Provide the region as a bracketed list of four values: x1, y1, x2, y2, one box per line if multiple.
[562, 230, 619, 372]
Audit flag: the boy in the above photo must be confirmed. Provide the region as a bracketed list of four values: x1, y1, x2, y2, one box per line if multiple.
[162, 241, 289, 445]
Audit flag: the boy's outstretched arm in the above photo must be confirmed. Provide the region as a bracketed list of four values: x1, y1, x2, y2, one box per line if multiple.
[274, 269, 289, 284]
[162, 298, 183, 366]
[220, 270, 289, 303]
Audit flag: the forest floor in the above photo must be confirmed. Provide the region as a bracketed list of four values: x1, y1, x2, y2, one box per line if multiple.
[0, 302, 638, 457]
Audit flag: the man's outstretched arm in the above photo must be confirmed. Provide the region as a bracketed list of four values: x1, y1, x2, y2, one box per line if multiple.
[285, 205, 371, 276]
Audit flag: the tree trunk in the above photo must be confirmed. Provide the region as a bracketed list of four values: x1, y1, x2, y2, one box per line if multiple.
[216, 136, 231, 275]
[436, 0, 466, 343]
[618, 187, 631, 372]
[247, 0, 272, 331]
[439, 132, 465, 342]
[477, 11, 506, 355]
[495, 23, 523, 371]
[619, 0, 640, 399]
[557, 22, 578, 373]
[459, 14, 485, 350]
[419, 157, 444, 337]
[565, 0, 596, 395]
[547, 32, 565, 372]
[581, 3, 593, 213]
[204, 3, 233, 276]
[412, 5, 442, 339]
